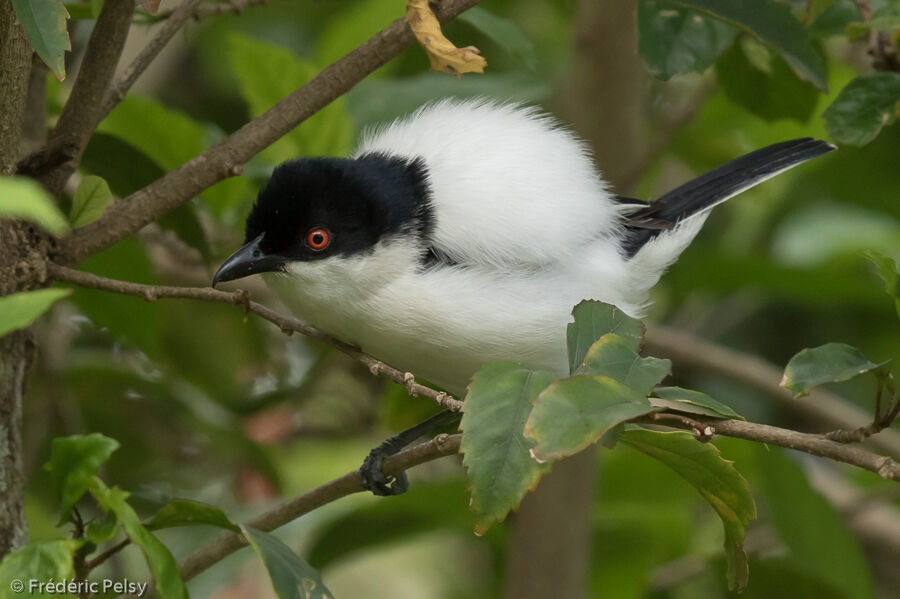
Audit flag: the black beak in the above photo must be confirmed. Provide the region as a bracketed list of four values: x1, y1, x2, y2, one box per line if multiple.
[212, 234, 287, 286]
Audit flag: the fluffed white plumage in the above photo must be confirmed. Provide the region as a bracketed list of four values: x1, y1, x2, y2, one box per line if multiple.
[264, 100, 710, 395]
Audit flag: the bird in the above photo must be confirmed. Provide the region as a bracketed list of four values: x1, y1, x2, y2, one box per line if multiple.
[213, 99, 834, 494]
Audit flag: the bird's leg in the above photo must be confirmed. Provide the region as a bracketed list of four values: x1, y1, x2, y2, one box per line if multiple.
[360, 408, 461, 496]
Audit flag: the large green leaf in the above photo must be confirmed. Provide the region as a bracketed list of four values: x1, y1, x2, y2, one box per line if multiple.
[460, 362, 557, 534]
[12, 0, 70, 80]
[567, 301, 644, 375]
[823, 72, 900, 145]
[864, 250, 900, 320]
[241, 527, 334, 599]
[0, 176, 69, 236]
[637, 0, 736, 80]
[716, 39, 819, 123]
[460, 6, 537, 70]
[50, 433, 119, 520]
[651, 386, 745, 420]
[0, 288, 71, 337]
[525, 375, 657, 461]
[781, 342, 887, 397]
[619, 429, 756, 592]
[670, 0, 827, 90]
[89, 478, 188, 599]
[227, 33, 352, 163]
[581, 333, 671, 395]
[753, 446, 872, 599]
[145, 499, 239, 532]
[0, 540, 81, 599]
[69, 175, 112, 228]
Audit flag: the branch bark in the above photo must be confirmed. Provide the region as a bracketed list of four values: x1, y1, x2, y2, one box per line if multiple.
[644, 324, 900, 459]
[178, 433, 460, 583]
[45, 263, 464, 412]
[0, 0, 36, 561]
[100, 0, 204, 118]
[54, 0, 483, 265]
[38, 0, 135, 196]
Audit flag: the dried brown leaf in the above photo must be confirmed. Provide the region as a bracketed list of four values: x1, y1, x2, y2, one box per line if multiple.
[406, 0, 486, 76]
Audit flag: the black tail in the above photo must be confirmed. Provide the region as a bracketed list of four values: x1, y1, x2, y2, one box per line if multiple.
[621, 138, 835, 257]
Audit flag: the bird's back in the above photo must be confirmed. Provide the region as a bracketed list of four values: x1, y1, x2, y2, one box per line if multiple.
[353, 99, 627, 270]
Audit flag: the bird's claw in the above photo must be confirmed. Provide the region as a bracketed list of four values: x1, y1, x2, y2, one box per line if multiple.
[360, 449, 409, 496]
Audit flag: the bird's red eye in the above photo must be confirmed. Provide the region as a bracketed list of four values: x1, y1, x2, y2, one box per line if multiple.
[305, 227, 330, 250]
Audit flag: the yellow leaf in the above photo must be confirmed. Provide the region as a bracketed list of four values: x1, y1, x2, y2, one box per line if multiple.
[406, 0, 487, 76]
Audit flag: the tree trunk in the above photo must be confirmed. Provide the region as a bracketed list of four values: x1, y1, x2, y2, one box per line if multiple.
[504, 1, 647, 597]
[0, 0, 36, 559]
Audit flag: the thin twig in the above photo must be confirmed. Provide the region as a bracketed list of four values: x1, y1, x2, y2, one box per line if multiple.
[45, 263, 464, 412]
[155, 0, 272, 20]
[176, 433, 460, 583]
[644, 324, 900, 458]
[852, 0, 900, 72]
[84, 538, 130, 572]
[100, 0, 206, 118]
[54, 0, 484, 264]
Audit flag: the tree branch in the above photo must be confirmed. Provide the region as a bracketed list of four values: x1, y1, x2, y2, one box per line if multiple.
[45, 263, 464, 412]
[99, 0, 205, 119]
[36, 0, 135, 195]
[852, 0, 900, 72]
[179, 433, 460, 582]
[155, 0, 273, 20]
[644, 324, 900, 459]
[53, 0, 484, 264]
[699, 418, 900, 481]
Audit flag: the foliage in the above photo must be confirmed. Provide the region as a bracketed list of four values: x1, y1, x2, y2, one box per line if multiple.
[6, 0, 900, 598]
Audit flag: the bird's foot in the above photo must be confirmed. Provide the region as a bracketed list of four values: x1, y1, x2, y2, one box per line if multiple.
[360, 445, 409, 496]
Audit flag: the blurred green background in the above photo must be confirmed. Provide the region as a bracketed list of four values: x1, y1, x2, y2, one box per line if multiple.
[22, 0, 900, 597]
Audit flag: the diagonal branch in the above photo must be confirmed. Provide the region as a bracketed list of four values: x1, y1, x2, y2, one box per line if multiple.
[644, 324, 900, 459]
[155, 0, 273, 20]
[45, 263, 464, 411]
[36, 0, 135, 195]
[175, 433, 461, 583]
[54, 0, 483, 265]
[101, 0, 204, 119]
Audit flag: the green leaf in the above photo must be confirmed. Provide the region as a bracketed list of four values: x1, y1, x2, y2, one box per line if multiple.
[752, 445, 872, 599]
[85, 511, 120, 545]
[50, 433, 119, 520]
[0, 540, 81, 599]
[0, 288, 71, 337]
[781, 342, 887, 397]
[525, 375, 657, 461]
[460, 363, 557, 535]
[671, 0, 827, 90]
[715, 39, 819, 123]
[581, 333, 671, 395]
[158, 203, 211, 261]
[241, 526, 334, 599]
[864, 250, 900, 319]
[70, 174, 112, 227]
[0, 176, 69, 236]
[459, 6, 537, 70]
[227, 33, 352, 163]
[89, 478, 188, 599]
[651, 386, 745, 420]
[637, 0, 736, 80]
[823, 72, 900, 145]
[805, 0, 840, 25]
[567, 300, 644, 375]
[619, 429, 756, 592]
[12, 0, 70, 80]
[145, 499, 240, 532]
